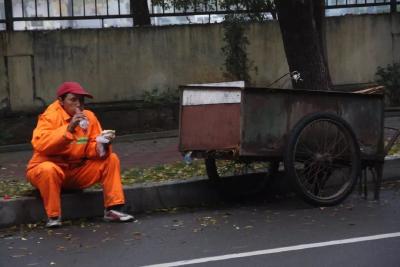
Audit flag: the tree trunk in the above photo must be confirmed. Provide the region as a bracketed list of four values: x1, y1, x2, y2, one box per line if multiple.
[131, 0, 151, 26]
[276, 0, 332, 90]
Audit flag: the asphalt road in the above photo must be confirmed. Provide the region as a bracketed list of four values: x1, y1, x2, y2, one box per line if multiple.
[1, 180, 400, 267]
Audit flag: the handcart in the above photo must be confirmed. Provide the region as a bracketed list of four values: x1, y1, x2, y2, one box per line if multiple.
[179, 82, 391, 206]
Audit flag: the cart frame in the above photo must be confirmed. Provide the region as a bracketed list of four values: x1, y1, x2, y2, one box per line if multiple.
[179, 84, 387, 206]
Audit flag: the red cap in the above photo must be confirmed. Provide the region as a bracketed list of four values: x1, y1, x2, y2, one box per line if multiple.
[56, 82, 93, 99]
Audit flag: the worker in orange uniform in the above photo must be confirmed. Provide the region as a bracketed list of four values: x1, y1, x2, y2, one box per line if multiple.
[26, 81, 134, 228]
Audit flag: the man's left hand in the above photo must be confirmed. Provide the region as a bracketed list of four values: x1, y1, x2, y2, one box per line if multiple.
[101, 130, 116, 143]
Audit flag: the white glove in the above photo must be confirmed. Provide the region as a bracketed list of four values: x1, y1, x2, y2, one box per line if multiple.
[96, 135, 110, 144]
[96, 130, 116, 157]
[101, 130, 116, 141]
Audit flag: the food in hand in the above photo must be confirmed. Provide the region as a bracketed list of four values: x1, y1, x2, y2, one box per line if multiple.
[101, 129, 116, 140]
[79, 119, 89, 129]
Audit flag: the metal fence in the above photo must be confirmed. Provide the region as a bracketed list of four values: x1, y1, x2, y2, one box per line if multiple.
[148, 0, 271, 16]
[1, 0, 135, 30]
[0, 0, 399, 31]
[325, 0, 396, 9]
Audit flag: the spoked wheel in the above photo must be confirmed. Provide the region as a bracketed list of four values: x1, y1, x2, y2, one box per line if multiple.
[205, 157, 279, 197]
[284, 113, 360, 206]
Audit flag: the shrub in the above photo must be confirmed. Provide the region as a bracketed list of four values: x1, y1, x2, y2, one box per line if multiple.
[376, 62, 400, 106]
[141, 88, 179, 106]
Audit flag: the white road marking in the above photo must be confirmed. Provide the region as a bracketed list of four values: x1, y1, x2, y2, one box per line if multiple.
[142, 232, 400, 267]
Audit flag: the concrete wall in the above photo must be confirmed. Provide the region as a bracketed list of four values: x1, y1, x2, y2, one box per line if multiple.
[0, 13, 398, 112]
[326, 14, 399, 84]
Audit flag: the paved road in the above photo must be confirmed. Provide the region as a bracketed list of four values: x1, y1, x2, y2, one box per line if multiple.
[1, 180, 400, 267]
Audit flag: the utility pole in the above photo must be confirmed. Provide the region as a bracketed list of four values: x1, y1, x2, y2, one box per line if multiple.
[5, 0, 13, 31]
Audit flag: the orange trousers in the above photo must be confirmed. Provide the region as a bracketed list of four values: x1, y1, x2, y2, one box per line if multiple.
[26, 153, 125, 218]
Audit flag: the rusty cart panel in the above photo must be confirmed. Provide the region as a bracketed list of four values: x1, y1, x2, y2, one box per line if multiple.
[180, 103, 241, 151]
[179, 85, 243, 152]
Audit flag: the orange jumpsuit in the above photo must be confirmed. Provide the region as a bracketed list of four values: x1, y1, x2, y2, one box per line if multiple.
[26, 100, 125, 218]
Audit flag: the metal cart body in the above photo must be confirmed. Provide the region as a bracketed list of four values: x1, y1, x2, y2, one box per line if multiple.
[179, 82, 385, 205]
[180, 84, 384, 160]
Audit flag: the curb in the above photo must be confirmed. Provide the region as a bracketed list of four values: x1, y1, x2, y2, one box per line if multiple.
[0, 130, 179, 153]
[0, 177, 220, 228]
[381, 158, 400, 181]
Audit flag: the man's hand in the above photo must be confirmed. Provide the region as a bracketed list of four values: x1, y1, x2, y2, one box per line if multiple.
[101, 130, 116, 143]
[96, 130, 116, 144]
[67, 108, 88, 133]
[95, 130, 116, 157]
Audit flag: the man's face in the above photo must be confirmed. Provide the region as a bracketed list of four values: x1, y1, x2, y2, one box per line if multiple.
[58, 93, 85, 116]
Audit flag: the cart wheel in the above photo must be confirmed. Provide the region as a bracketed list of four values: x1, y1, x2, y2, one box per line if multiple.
[205, 158, 279, 196]
[284, 113, 360, 206]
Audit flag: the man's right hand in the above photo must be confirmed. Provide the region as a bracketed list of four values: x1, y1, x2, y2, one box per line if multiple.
[67, 108, 87, 133]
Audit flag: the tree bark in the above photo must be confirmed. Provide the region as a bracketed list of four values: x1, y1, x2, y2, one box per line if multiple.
[131, 0, 151, 26]
[276, 0, 332, 90]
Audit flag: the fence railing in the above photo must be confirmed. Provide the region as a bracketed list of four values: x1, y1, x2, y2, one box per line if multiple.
[0, 0, 399, 31]
[1, 0, 135, 30]
[325, 0, 396, 10]
[148, 0, 273, 16]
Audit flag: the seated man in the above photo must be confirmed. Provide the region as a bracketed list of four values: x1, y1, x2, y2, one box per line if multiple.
[26, 81, 133, 228]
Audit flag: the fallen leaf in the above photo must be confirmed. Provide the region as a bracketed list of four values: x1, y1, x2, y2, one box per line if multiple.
[102, 237, 114, 242]
[11, 254, 26, 258]
[56, 246, 66, 251]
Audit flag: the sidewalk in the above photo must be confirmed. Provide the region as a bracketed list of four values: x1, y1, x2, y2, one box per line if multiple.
[0, 130, 182, 182]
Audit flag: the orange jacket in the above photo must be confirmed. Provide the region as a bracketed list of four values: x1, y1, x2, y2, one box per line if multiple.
[27, 100, 110, 171]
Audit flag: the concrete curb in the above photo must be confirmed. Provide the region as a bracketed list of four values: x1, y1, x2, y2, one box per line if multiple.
[0, 177, 220, 228]
[0, 129, 179, 153]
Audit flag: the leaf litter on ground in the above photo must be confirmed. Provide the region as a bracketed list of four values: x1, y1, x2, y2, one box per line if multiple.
[0, 159, 207, 198]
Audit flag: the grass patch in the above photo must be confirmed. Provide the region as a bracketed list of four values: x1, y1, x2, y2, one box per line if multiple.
[121, 159, 206, 184]
[388, 142, 400, 155]
[0, 180, 36, 198]
[0, 160, 207, 199]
